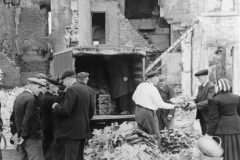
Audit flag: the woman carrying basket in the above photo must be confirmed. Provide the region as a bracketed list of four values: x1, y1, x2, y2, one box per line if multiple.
[206, 78, 240, 160]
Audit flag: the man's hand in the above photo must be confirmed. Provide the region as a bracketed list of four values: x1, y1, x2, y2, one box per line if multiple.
[167, 115, 173, 121]
[52, 103, 58, 109]
[187, 102, 197, 110]
[123, 77, 128, 82]
[16, 137, 24, 145]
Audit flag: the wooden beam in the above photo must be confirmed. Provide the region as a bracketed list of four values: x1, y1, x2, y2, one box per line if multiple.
[146, 20, 199, 73]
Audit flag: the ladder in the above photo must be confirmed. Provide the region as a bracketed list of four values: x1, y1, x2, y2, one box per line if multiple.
[146, 20, 199, 73]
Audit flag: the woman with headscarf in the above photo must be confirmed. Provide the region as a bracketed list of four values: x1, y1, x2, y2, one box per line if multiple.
[206, 78, 240, 160]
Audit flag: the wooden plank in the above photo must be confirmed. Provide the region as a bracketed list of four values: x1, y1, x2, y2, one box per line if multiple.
[146, 20, 199, 73]
[92, 115, 135, 120]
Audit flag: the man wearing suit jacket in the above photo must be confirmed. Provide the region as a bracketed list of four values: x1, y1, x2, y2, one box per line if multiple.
[188, 69, 215, 135]
[156, 75, 175, 130]
[76, 72, 95, 119]
[40, 78, 62, 157]
[52, 69, 91, 160]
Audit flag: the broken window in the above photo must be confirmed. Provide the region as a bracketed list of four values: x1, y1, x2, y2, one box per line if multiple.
[92, 13, 106, 44]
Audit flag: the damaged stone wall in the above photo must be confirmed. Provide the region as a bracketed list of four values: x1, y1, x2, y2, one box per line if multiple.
[0, 52, 20, 87]
[17, 3, 50, 85]
[119, 14, 149, 47]
[91, 0, 149, 47]
[159, 0, 239, 95]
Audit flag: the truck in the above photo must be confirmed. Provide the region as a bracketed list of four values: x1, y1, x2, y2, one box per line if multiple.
[53, 44, 146, 130]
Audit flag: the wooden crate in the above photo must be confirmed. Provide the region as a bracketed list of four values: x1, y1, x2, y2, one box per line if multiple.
[2, 149, 18, 160]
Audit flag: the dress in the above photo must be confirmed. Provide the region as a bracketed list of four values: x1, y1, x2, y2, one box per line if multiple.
[207, 92, 240, 160]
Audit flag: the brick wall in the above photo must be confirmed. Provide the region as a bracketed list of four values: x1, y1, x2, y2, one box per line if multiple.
[119, 13, 149, 47]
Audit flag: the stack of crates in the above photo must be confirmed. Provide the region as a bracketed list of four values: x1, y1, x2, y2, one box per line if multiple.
[98, 95, 111, 115]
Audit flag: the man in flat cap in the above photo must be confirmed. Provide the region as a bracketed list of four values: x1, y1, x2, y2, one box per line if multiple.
[132, 71, 176, 149]
[77, 72, 95, 120]
[11, 77, 45, 160]
[52, 69, 91, 160]
[187, 69, 215, 135]
[40, 78, 63, 157]
[156, 75, 175, 131]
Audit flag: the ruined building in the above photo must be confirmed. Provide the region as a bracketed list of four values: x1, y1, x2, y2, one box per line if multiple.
[0, 0, 239, 96]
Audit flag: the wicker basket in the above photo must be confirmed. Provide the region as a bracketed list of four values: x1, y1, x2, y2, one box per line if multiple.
[198, 136, 224, 158]
[199, 152, 223, 160]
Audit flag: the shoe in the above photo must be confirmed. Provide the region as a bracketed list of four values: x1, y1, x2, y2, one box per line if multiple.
[110, 110, 121, 115]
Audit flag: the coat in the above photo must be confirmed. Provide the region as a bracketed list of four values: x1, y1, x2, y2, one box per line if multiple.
[12, 90, 43, 140]
[79, 82, 95, 119]
[207, 92, 240, 135]
[195, 81, 215, 122]
[53, 82, 91, 139]
[108, 56, 133, 99]
[156, 84, 175, 117]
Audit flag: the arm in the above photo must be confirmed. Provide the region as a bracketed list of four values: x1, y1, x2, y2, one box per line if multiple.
[206, 99, 219, 136]
[168, 87, 176, 116]
[21, 98, 36, 139]
[53, 87, 77, 115]
[197, 85, 215, 111]
[152, 87, 175, 109]
[89, 90, 95, 120]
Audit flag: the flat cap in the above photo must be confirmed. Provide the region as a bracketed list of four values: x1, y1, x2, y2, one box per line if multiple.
[27, 77, 46, 87]
[158, 75, 167, 80]
[195, 69, 208, 77]
[60, 69, 76, 80]
[46, 78, 62, 86]
[36, 73, 47, 79]
[146, 71, 160, 78]
[77, 72, 89, 79]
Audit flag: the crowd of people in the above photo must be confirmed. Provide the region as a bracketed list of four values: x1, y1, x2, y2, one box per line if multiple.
[9, 70, 95, 160]
[0, 67, 240, 160]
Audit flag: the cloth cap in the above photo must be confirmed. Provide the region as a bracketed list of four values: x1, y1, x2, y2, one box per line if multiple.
[35, 73, 47, 79]
[217, 78, 231, 92]
[46, 78, 62, 86]
[27, 77, 46, 87]
[60, 69, 76, 80]
[77, 72, 89, 79]
[146, 71, 160, 78]
[158, 75, 167, 80]
[195, 69, 208, 77]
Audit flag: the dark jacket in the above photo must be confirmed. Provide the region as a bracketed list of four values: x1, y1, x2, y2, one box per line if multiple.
[12, 90, 43, 140]
[195, 81, 215, 121]
[79, 82, 95, 119]
[40, 92, 55, 130]
[156, 84, 175, 116]
[108, 56, 133, 99]
[207, 92, 240, 135]
[53, 82, 91, 139]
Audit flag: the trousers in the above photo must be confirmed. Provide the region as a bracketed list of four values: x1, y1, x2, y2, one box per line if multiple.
[17, 138, 44, 160]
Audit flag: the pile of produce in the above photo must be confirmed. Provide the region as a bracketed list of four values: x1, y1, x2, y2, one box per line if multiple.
[160, 129, 200, 158]
[170, 96, 197, 121]
[84, 122, 163, 160]
[84, 122, 200, 160]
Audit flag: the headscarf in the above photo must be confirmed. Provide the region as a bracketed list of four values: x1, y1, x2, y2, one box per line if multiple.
[217, 78, 231, 92]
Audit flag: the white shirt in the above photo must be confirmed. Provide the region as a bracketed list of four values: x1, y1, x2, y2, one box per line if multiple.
[132, 81, 175, 111]
[25, 89, 33, 96]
